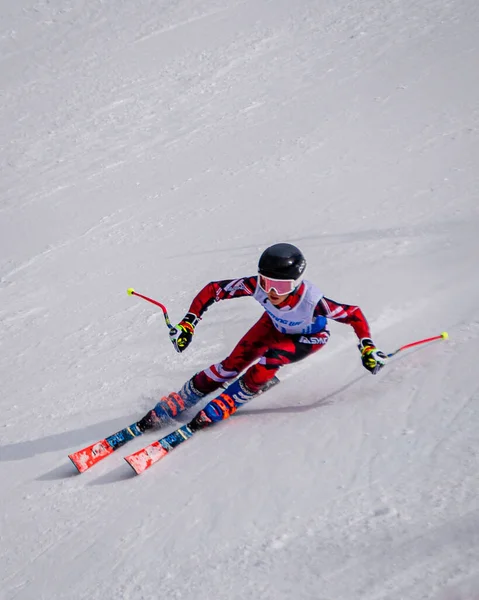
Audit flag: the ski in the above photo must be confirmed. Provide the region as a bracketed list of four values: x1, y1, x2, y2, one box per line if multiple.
[124, 425, 194, 475]
[70, 376, 280, 474]
[69, 423, 143, 473]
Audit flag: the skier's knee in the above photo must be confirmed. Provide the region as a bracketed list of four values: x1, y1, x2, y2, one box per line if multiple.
[243, 364, 279, 393]
[202, 362, 239, 389]
[191, 370, 223, 395]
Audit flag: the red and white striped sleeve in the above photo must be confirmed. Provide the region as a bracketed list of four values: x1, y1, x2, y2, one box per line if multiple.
[188, 276, 258, 319]
[315, 296, 371, 340]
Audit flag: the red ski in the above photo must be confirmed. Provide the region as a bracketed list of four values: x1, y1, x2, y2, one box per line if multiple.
[69, 440, 114, 473]
[68, 423, 143, 473]
[124, 425, 194, 475]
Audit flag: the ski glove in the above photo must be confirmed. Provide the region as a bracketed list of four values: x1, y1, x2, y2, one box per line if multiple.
[169, 313, 199, 353]
[358, 338, 388, 374]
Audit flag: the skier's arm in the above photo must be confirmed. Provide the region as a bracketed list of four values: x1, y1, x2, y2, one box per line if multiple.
[188, 276, 258, 319]
[169, 277, 257, 353]
[315, 296, 371, 339]
[315, 297, 387, 374]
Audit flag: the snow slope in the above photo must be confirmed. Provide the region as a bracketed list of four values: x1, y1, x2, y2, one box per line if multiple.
[1, 0, 478, 598]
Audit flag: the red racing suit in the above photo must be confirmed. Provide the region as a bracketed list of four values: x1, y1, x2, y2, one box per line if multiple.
[187, 276, 371, 394]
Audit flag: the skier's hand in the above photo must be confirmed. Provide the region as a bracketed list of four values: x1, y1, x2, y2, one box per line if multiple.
[169, 313, 199, 353]
[358, 338, 387, 374]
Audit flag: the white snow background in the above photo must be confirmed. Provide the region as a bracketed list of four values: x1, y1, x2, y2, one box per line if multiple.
[1, 0, 478, 598]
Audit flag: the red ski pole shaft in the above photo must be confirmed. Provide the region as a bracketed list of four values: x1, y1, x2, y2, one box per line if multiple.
[127, 288, 172, 329]
[387, 331, 448, 358]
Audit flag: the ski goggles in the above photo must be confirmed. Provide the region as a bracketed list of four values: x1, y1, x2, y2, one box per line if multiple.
[258, 274, 299, 295]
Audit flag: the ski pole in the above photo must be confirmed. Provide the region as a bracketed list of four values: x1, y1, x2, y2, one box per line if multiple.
[387, 331, 448, 358]
[127, 288, 172, 329]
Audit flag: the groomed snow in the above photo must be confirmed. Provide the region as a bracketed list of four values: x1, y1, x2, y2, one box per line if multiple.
[1, 1, 478, 598]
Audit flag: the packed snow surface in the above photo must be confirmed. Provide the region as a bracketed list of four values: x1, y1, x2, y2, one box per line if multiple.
[1, 0, 478, 598]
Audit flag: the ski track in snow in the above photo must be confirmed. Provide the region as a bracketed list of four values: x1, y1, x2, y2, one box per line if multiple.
[1, 0, 479, 598]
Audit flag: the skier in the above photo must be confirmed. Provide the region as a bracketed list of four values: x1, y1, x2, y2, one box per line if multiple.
[137, 243, 387, 433]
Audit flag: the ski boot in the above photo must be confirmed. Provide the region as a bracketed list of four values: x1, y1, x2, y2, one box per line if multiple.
[187, 375, 280, 430]
[137, 377, 206, 432]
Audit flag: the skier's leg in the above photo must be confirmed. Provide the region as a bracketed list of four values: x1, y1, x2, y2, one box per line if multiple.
[188, 331, 329, 430]
[188, 376, 256, 431]
[242, 331, 330, 391]
[138, 314, 276, 430]
[192, 312, 274, 392]
[137, 378, 207, 431]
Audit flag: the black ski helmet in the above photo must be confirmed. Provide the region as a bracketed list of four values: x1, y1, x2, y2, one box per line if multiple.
[258, 243, 306, 280]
